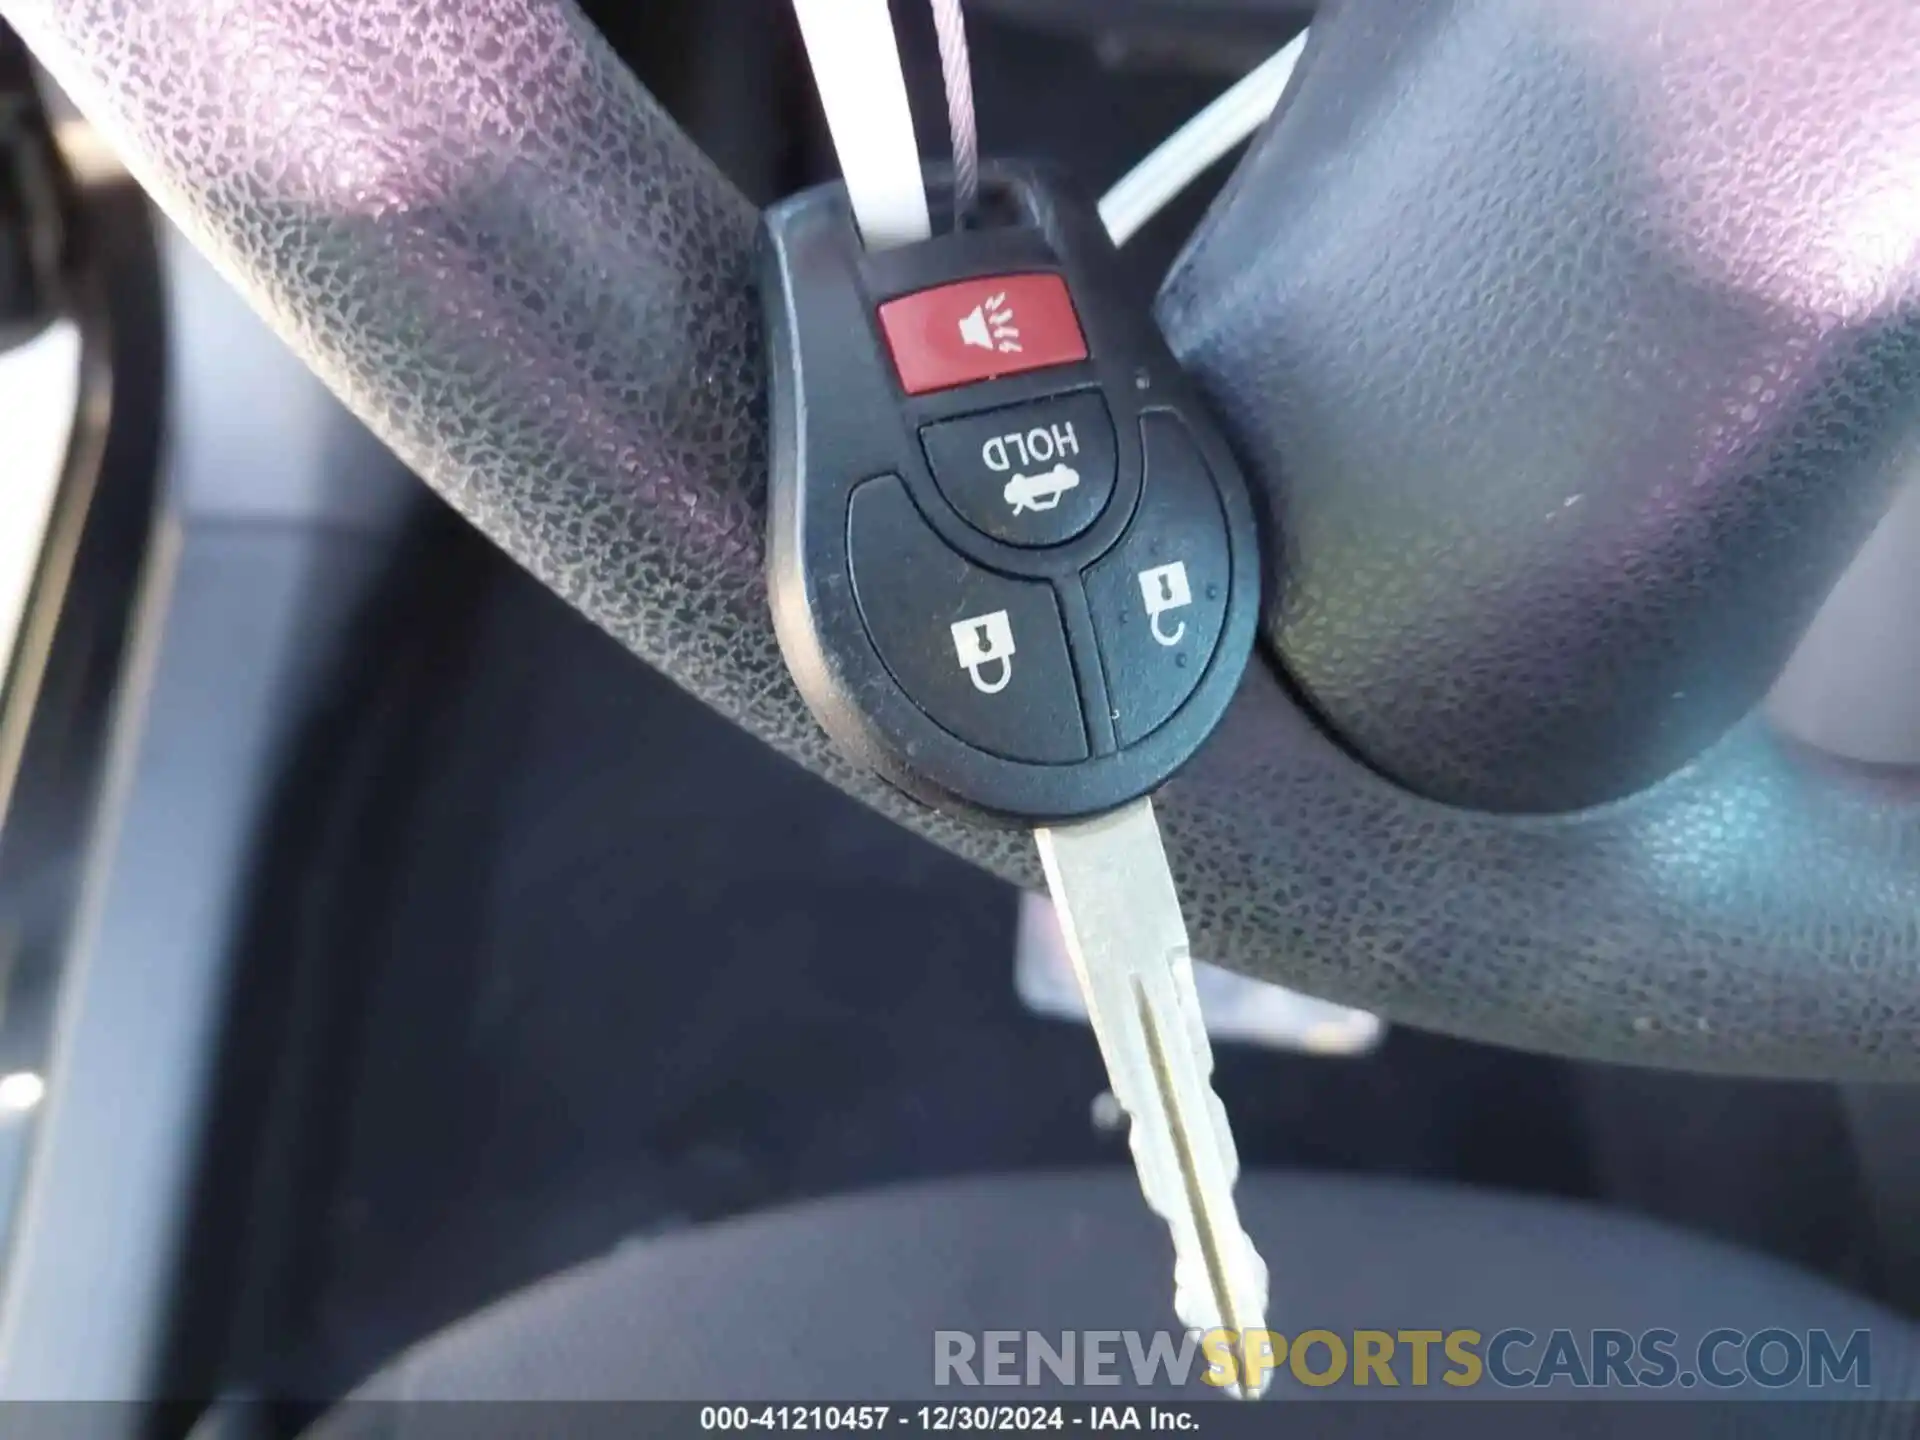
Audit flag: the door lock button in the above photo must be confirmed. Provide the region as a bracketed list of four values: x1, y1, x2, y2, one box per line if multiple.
[848, 476, 1088, 763]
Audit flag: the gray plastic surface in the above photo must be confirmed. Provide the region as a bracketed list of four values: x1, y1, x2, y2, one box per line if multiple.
[8, 0, 1920, 1077]
[0, 231, 413, 1402]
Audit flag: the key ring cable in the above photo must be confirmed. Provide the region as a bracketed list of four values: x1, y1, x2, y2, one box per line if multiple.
[791, 0, 1308, 252]
[929, 0, 980, 224]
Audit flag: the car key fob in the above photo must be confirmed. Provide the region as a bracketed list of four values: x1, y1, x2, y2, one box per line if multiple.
[760, 165, 1262, 823]
[763, 165, 1278, 1378]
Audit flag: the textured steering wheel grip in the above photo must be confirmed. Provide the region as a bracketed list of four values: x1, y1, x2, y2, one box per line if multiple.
[10, 0, 1920, 1078]
[1162, 0, 1920, 816]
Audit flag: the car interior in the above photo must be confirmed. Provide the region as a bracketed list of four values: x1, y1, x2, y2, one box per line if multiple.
[5, 0, 1920, 1432]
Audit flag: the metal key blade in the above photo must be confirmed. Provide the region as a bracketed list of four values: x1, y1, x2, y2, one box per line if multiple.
[1034, 798, 1272, 1398]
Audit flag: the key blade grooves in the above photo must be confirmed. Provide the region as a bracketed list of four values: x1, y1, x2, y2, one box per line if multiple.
[1130, 973, 1252, 1342]
[1035, 798, 1272, 1398]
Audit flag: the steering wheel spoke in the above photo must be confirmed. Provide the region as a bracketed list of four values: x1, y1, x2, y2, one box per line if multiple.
[11, 0, 1920, 1076]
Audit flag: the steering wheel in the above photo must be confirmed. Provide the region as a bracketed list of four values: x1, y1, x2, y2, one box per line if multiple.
[11, 0, 1920, 1079]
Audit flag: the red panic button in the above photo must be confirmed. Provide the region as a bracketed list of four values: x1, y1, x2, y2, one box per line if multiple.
[877, 273, 1089, 395]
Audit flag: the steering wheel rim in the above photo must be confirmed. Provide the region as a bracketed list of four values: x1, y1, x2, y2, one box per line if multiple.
[11, 0, 1920, 1078]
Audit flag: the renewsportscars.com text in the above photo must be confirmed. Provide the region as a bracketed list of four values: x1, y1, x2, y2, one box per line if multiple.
[934, 1327, 1872, 1392]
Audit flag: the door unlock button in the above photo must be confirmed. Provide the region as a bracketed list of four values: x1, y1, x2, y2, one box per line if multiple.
[1084, 415, 1232, 747]
[1138, 562, 1193, 647]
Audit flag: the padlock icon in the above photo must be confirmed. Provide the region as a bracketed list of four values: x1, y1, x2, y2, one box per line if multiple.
[950, 610, 1017, 695]
[1137, 561, 1193, 647]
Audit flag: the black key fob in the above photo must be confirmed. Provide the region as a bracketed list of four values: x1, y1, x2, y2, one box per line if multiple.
[761, 165, 1261, 823]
